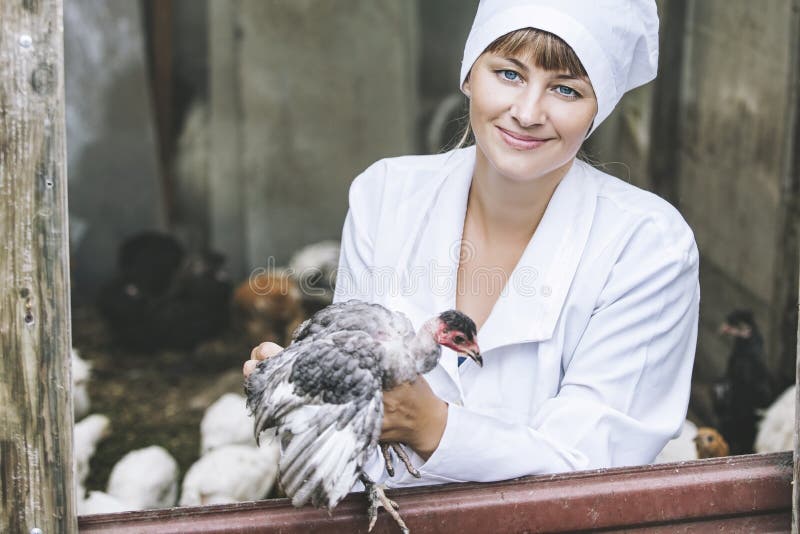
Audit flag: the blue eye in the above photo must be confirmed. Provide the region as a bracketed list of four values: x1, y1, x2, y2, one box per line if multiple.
[500, 70, 520, 81]
[555, 85, 579, 97]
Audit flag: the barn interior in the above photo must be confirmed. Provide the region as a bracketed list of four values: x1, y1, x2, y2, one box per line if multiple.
[51, 0, 800, 517]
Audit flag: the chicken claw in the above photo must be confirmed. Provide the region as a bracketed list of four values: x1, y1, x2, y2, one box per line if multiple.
[361, 474, 409, 534]
[392, 444, 420, 478]
[380, 442, 396, 477]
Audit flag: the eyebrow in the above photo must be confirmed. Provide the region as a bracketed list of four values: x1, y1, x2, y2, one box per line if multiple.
[503, 56, 581, 80]
[505, 57, 529, 72]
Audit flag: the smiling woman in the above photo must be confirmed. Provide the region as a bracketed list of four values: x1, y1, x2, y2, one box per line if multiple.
[7, 0, 800, 532]
[456, 27, 594, 146]
[464, 45, 597, 178]
[244, 0, 698, 501]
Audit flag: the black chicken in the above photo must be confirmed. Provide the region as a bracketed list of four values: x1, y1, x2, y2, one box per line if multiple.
[98, 231, 232, 350]
[713, 309, 774, 454]
[245, 300, 481, 533]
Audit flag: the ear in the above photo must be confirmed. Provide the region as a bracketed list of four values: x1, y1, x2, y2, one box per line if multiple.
[461, 73, 472, 98]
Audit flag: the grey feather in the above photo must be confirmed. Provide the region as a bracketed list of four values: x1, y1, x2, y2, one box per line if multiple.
[244, 299, 446, 511]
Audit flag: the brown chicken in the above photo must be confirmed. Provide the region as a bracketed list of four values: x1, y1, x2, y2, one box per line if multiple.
[232, 271, 306, 347]
[693, 427, 730, 459]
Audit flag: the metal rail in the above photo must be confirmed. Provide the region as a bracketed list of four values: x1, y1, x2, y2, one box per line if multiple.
[79, 451, 793, 533]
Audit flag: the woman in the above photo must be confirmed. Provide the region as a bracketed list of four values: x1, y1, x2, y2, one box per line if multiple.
[244, 0, 698, 488]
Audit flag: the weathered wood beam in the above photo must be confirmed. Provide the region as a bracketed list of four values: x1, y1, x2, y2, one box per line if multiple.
[774, 0, 800, 400]
[0, 0, 75, 532]
[208, 0, 246, 279]
[794, 322, 799, 533]
[144, 0, 176, 226]
[648, 0, 687, 208]
[785, 1, 800, 533]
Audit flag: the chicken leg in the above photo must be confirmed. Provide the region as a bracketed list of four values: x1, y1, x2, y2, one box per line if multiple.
[360, 472, 410, 534]
[380, 442, 421, 478]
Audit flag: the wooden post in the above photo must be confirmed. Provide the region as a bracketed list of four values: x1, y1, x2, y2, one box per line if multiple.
[794, 327, 799, 533]
[788, 2, 800, 533]
[794, 254, 800, 534]
[144, 0, 176, 226]
[0, 1, 75, 533]
[648, 0, 687, 208]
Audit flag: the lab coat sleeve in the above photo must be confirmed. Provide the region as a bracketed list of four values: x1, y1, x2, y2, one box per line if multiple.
[332, 163, 385, 304]
[418, 221, 700, 482]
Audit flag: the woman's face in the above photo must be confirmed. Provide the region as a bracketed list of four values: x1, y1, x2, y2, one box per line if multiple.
[463, 50, 598, 183]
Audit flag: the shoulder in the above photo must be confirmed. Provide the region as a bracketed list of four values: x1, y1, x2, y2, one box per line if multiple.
[349, 148, 472, 203]
[578, 161, 698, 264]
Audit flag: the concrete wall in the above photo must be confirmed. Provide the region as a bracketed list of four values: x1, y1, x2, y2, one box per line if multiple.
[64, 0, 163, 299]
[417, 0, 478, 153]
[65, 0, 427, 290]
[208, 0, 419, 279]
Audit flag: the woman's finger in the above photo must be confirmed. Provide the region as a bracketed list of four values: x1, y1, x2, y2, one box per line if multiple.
[243, 359, 259, 378]
[250, 341, 283, 361]
[245, 342, 285, 378]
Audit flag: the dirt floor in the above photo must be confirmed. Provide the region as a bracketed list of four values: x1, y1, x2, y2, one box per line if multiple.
[71, 304, 257, 497]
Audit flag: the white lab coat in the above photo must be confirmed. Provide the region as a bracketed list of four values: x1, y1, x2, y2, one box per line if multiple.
[333, 145, 699, 488]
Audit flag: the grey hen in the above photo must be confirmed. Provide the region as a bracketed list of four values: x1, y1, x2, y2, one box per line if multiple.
[245, 300, 480, 533]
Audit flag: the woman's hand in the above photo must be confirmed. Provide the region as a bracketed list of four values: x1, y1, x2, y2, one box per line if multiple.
[381, 376, 448, 460]
[243, 341, 283, 378]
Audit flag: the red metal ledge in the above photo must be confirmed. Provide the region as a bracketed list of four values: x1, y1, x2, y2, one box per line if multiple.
[78, 451, 793, 533]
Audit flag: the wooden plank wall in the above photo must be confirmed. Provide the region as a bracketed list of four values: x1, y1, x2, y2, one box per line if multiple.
[587, 0, 800, 395]
[0, 0, 75, 532]
[680, 0, 796, 386]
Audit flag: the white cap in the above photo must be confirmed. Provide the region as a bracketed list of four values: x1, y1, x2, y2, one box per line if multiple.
[460, 0, 659, 135]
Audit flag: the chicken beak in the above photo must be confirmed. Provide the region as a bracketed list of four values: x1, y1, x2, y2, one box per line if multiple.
[463, 345, 483, 367]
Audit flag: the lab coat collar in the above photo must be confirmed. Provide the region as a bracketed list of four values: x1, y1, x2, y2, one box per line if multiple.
[385, 147, 597, 391]
[477, 157, 598, 353]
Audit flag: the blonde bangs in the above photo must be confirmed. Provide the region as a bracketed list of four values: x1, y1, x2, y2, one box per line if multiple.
[486, 28, 588, 79]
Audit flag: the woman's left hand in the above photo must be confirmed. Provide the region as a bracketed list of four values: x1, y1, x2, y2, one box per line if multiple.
[380, 375, 448, 460]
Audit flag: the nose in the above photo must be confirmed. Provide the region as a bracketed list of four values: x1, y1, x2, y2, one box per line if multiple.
[510, 88, 546, 128]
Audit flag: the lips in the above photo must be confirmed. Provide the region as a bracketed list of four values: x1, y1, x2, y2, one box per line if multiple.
[496, 126, 551, 150]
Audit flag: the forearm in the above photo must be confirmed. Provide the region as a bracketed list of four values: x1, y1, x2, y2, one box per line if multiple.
[418, 394, 677, 483]
[408, 399, 448, 460]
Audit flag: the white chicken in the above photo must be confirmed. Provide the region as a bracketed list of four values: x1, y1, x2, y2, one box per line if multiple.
[106, 445, 179, 510]
[200, 393, 257, 455]
[73, 413, 124, 516]
[78, 490, 129, 515]
[755, 385, 796, 454]
[72, 348, 92, 420]
[653, 420, 698, 463]
[179, 441, 281, 506]
[288, 240, 340, 296]
[73, 414, 111, 489]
